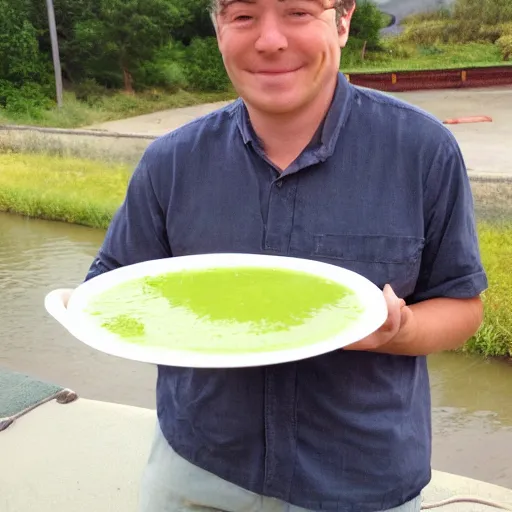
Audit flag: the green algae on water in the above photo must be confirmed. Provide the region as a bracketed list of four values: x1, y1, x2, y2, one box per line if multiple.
[86, 266, 364, 354]
[101, 315, 145, 338]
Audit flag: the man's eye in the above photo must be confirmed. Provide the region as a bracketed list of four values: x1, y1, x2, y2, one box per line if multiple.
[290, 11, 310, 17]
[234, 15, 253, 22]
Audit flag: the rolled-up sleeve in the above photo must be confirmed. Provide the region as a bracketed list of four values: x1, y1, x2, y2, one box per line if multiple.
[410, 137, 488, 303]
[85, 145, 172, 282]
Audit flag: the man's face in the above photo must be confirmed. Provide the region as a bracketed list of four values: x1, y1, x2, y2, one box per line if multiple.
[215, 0, 354, 115]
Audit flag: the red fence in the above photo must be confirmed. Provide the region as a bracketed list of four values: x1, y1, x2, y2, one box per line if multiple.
[344, 66, 512, 92]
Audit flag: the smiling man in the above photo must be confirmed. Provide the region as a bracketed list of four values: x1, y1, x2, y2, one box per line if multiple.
[84, 0, 487, 510]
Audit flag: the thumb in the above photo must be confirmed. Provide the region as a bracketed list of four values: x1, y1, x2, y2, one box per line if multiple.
[383, 284, 404, 307]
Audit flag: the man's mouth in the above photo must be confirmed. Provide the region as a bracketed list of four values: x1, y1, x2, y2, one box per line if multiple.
[251, 67, 302, 75]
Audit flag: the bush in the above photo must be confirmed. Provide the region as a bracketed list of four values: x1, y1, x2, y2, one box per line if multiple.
[0, 80, 53, 119]
[132, 43, 189, 92]
[134, 60, 188, 92]
[402, 8, 452, 25]
[497, 35, 512, 60]
[453, 0, 512, 26]
[340, 37, 367, 68]
[74, 79, 108, 106]
[382, 38, 416, 59]
[399, 0, 512, 46]
[477, 24, 506, 44]
[184, 37, 230, 92]
[399, 20, 458, 45]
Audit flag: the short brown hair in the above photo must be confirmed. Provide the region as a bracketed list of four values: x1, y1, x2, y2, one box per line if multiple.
[210, 0, 356, 21]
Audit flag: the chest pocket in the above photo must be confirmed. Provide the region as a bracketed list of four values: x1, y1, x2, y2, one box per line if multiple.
[303, 234, 425, 299]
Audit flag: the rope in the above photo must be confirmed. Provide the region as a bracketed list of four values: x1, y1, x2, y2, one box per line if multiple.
[421, 496, 512, 510]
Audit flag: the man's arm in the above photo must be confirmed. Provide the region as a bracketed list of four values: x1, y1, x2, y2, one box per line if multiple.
[387, 295, 483, 356]
[344, 285, 483, 356]
[346, 136, 487, 356]
[85, 139, 172, 282]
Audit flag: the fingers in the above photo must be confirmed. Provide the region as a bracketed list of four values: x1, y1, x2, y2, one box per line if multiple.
[383, 284, 404, 305]
[383, 284, 407, 309]
[380, 284, 405, 334]
[60, 289, 74, 308]
[344, 287, 412, 353]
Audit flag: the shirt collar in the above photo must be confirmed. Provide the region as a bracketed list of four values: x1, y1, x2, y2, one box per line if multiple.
[235, 72, 353, 162]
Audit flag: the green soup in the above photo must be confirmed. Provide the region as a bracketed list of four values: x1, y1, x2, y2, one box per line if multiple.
[86, 266, 364, 354]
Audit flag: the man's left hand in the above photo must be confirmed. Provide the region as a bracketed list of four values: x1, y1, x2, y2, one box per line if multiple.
[343, 284, 414, 352]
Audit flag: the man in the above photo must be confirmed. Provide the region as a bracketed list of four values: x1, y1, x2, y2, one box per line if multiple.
[84, 0, 487, 510]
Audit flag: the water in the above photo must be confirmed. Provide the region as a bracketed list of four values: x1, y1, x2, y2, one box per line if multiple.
[1, 211, 511, 488]
[0, 213, 156, 409]
[429, 352, 512, 487]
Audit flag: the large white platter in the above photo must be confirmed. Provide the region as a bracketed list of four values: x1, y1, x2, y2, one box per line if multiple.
[44, 253, 388, 368]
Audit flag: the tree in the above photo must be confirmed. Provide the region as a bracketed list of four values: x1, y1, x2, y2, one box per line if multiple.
[172, 0, 215, 44]
[0, 0, 48, 85]
[27, 0, 103, 84]
[71, 0, 189, 92]
[350, 0, 383, 51]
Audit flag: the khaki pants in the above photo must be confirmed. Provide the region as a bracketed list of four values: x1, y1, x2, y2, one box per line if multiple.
[139, 423, 423, 512]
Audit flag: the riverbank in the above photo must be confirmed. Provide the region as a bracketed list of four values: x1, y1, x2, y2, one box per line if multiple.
[0, 153, 510, 359]
[0, 153, 130, 228]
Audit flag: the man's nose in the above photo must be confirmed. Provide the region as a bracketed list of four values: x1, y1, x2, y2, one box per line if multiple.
[254, 14, 288, 53]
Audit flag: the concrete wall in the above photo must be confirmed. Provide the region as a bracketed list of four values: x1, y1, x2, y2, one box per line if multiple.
[0, 126, 154, 165]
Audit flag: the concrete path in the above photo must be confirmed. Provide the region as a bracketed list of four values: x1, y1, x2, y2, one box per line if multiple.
[395, 87, 512, 178]
[2, 398, 512, 512]
[87, 101, 233, 137]
[86, 87, 512, 178]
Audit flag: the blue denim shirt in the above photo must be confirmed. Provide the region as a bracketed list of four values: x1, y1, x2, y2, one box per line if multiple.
[86, 73, 487, 511]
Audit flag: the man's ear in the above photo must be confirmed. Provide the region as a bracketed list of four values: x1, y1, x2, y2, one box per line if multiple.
[211, 11, 219, 34]
[338, 4, 356, 48]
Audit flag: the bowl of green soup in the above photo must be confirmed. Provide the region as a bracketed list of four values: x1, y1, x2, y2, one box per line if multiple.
[44, 253, 387, 368]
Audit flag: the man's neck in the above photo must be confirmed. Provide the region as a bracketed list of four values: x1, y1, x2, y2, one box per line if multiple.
[245, 78, 338, 171]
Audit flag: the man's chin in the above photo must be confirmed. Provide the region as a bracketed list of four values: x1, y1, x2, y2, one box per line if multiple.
[242, 92, 303, 116]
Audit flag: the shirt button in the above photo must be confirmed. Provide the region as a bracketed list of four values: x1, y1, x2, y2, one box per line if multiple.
[276, 181, 283, 188]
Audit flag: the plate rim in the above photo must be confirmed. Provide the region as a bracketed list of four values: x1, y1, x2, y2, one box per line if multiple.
[48, 253, 388, 368]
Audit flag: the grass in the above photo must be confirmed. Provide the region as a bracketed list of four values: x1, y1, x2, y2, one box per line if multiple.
[464, 223, 512, 358]
[342, 41, 508, 74]
[0, 89, 237, 130]
[0, 152, 511, 359]
[0, 153, 131, 228]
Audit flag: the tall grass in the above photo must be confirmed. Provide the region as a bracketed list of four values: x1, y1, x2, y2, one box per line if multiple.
[465, 223, 512, 358]
[0, 153, 131, 228]
[342, 41, 504, 74]
[399, 0, 512, 59]
[398, 21, 512, 46]
[453, 0, 512, 27]
[0, 153, 510, 358]
[0, 89, 237, 129]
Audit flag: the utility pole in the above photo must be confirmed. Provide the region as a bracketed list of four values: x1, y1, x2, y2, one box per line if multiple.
[45, 0, 63, 108]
